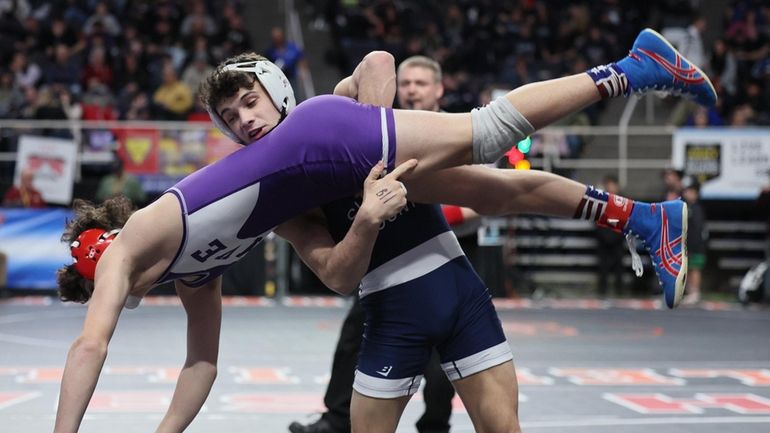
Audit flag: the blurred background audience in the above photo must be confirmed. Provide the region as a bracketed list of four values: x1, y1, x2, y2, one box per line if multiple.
[0, 1, 765, 127]
[0, 0, 768, 300]
[2, 165, 45, 208]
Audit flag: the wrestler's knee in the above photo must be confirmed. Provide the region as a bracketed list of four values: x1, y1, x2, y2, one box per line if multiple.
[486, 414, 522, 433]
[358, 51, 395, 80]
[361, 51, 395, 70]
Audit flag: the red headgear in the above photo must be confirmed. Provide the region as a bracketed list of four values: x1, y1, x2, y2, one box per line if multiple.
[70, 228, 119, 280]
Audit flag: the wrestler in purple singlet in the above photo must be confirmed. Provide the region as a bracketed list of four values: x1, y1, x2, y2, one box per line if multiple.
[153, 95, 397, 287]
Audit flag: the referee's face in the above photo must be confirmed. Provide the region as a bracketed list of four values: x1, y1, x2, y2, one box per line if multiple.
[397, 66, 443, 112]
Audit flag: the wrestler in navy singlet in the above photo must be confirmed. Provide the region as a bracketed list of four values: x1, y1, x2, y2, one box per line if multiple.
[322, 197, 512, 398]
[153, 95, 396, 287]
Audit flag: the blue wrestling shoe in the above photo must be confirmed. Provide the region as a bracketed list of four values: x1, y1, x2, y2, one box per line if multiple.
[625, 200, 688, 309]
[617, 28, 717, 107]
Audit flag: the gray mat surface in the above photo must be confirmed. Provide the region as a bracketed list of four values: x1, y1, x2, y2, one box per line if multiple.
[1, 297, 769, 433]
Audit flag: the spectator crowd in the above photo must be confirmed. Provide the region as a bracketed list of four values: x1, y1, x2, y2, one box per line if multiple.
[1, 1, 767, 136]
[0, 0, 249, 132]
[316, 0, 769, 128]
[0, 0, 768, 301]
[0, 0, 768, 199]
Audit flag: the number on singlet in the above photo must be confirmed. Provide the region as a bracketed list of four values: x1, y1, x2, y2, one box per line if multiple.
[192, 236, 265, 263]
[191, 239, 227, 262]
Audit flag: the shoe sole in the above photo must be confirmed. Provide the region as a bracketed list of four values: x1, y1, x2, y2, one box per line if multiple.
[641, 28, 718, 107]
[671, 202, 688, 308]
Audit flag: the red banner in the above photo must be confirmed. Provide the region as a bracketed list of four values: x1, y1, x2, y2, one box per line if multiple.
[116, 129, 159, 174]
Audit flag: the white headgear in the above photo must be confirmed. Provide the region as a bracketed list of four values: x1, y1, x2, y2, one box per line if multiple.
[208, 59, 296, 144]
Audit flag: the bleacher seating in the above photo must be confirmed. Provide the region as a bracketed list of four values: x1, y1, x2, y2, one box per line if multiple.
[487, 215, 767, 299]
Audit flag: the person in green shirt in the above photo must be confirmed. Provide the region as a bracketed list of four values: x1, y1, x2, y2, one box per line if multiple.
[95, 151, 147, 207]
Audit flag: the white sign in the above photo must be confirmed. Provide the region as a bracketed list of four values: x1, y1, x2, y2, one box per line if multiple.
[15, 135, 78, 205]
[672, 128, 770, 200]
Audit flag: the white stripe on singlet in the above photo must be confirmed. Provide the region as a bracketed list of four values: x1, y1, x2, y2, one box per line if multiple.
[380, 107, 390, 172]
[441, 341, 513, 381]
[359, 231, 464, 298]
[353, 371, 423, 398]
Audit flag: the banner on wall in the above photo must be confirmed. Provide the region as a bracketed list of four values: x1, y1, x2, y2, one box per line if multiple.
[16, 135, 78, 205]
[206, 127, 241, 163]
[672, 128, 770, 200]
[115, 128, 160, 174]
[0, 208, 73, 289]
[112, 127, 240, 193]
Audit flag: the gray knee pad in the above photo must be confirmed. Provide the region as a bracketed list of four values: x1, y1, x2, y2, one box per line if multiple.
[471, 97, 534, 163]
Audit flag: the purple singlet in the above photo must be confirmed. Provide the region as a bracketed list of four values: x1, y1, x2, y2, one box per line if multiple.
[155, 95, 397, 286]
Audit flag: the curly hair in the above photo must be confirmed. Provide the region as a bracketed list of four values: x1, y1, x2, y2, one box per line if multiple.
[198, 52, 267, 113]
[57, 196, 134, 303]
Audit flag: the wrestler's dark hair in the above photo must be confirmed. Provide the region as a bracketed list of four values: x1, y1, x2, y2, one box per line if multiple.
[57, 196, 133, 304]
[199, 52, 268, 112]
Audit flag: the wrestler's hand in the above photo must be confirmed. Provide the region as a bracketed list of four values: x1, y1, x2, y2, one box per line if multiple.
[359, 159, 418, 225]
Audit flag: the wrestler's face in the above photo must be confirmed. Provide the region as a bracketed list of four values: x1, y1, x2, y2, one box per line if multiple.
[397, 66, 443, 112]
[217, 81, 281, 144]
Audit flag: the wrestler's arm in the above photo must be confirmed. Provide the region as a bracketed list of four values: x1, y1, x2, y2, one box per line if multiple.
[338, 53, 486, 226]
[54, 198, 183, 433]
[154, 278, 222, 433]
[53, 220, 145, 433]
[333, 51, 396, 104]
[275, 160, 415, 295]
[275, 208, 377, 295]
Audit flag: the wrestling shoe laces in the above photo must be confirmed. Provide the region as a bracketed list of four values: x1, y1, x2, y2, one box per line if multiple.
[625, 234, 644, 278]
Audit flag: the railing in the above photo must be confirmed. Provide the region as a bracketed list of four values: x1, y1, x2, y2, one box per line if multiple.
[0, 119, 217, 164]
[478, 214, 766, 295]
[285, 0, 316, 100]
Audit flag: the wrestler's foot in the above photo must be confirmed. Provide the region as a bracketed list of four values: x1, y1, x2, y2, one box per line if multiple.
[624, 200, 688, 309]
[617, 28, 717, 106]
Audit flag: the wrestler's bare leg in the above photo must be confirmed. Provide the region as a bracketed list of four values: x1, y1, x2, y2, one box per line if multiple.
[391, 74, 599, 176]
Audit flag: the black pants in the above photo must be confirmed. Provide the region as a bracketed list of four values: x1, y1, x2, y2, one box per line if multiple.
[596, 230, 626, 297]
[322, 296, 455, 433]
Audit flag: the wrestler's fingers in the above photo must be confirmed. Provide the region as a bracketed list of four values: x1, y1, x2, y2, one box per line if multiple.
[385, 159, 418, 180]
[366, 160, 386, 182]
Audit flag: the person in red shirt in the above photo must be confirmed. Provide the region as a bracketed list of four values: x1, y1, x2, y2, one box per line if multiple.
[2, 167, 46, 208]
